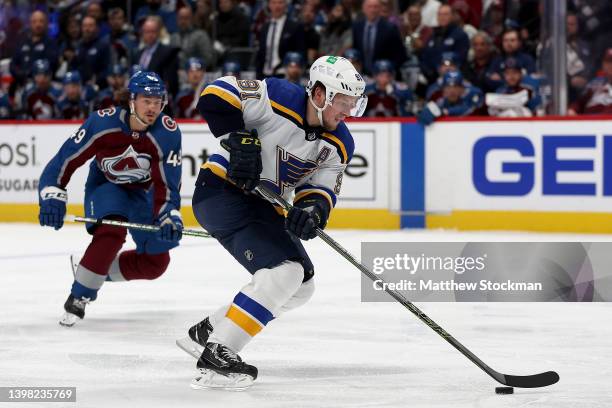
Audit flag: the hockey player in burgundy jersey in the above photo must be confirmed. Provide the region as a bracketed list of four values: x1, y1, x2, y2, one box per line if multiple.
[38, 71, 184, 327]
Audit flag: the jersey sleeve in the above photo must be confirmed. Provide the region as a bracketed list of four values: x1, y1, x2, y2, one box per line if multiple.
[150, 119, 182, 216]
[197, 76, 268, 137]
[38, 113, 107, 191]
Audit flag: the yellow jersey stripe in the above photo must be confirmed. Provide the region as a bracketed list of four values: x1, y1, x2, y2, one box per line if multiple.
[321, 132, 348, 163]
[226, 305, 263, 336]
[201, 86, 242, 110]
[270, 100, 304, 125]
[294, 190, 334, 210]
[201, 162, 227, 179]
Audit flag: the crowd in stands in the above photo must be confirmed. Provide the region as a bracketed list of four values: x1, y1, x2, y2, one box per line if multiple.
[0, 0, 610, 123]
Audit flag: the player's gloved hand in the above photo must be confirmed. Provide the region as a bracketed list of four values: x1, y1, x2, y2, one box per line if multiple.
[220, 129, 262, 191]
[39, 186, 67, 230]
[155, 210, 183, 242]
[286, 198, 330, 240]
[417, 101, 442, 126]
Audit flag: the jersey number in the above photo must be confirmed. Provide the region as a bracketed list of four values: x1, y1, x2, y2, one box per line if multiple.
[70, 128, 86, 144]
[166, 150, 182, 167]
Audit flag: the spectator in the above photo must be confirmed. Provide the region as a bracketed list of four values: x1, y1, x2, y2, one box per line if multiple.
[86, 1, 110, 39]
[425, 52, 460, 101]
[10, 10, 58, 88]
[71, 15, 112, 89]
[451, 0, 477, 40]
[95, 64, 129, 110]
[0, 1, 29, 60]
[539, 12, 594, 104]
[213, 0, 250, 51]
[448, 0, 481, 29]
[419, 4, 470, 84]
[134, 16, 179, 96]
[486, 57, 541, 117]
[319, 4, 352, 57]
[0, 88, 10, 118]
[170, 7, 216, 70]
[22, 59, 61, 120]
[380, 0, 402, 30]
[352, 0, 407, 76]
[175, 58, 206, 118]
[464, 31, 498, 93]
[487, 28, 536, 89]
[56, 15, 81, 80]
[364, 59, 414, 117]
[194, 0, 214, 34]
[418, 0, 441, 28]
[301, 2, 321, 65]
[569, 48, 612, 115]
[56, 71, 91, 120]
[134, 0, 178, 33]
[108, 8, 137, 67]
[417, 70, 483, 125]
[481, 0, 504, 49]
[283, 52, 307, 86]
[401, 4, 432, 55]
[256, 0, 305, 78]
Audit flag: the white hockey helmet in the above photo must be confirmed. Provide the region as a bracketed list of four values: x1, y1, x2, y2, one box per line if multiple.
[306, 55, 368, 118]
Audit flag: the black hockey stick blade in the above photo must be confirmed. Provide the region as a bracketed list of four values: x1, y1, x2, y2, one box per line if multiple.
[499, 371, 560, 388]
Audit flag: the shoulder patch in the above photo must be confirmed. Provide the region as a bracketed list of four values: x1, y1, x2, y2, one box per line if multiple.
[162, 116, 177, 132]
[97, 106, 117, 117]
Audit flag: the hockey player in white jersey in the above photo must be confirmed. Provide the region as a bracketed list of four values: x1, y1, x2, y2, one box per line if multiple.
[178, 56, 367, 389]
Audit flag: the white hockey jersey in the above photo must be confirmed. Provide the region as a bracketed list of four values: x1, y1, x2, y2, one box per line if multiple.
[197, 76, 355, 210]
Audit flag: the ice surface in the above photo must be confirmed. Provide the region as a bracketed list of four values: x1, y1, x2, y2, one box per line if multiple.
[1, 224, 611, 408]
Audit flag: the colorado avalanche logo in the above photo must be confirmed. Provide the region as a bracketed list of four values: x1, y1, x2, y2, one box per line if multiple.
[99, 145, 152, 184]
[162, 116, 177, 132]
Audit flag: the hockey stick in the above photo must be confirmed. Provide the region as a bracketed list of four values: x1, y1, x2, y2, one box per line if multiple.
[64, 215, 211, 238]
[254, 185, 559, 389]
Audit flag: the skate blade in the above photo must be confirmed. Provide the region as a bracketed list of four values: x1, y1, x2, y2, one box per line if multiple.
[190, 368, 254, 391]
[59, 312, 81, 327]
[176, 337, 203, 359]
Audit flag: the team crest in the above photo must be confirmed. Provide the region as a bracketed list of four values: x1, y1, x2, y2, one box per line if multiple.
[162, 116, 177, 132]
[99, 145, 152, 184]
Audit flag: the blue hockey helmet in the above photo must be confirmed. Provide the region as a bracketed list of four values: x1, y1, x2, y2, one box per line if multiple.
[128, 71, 167, 98]
[283, 52, 304, 67]
[442, 70, 464, 87]
[127, 71, 168, 123]
[343, 48, 362, 63]
[63, 70, 82, 84]
[373, 59, 395, 75]
[32, 59, 51, 76]
[501, 57, 523, 72]
[129, 64, 144, 77]
[222, 61, 241, 76]
[185, 57, 205, 71]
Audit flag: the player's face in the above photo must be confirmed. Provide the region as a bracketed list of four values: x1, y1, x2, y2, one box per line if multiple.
[503, 69, 522, 87]
[375, 71, 392, 88]
[285, 64, 303, 82]
[34, 74, 50, 90]
[134, 95, 163, 124]
[323, 93, 358, 130]
[188, 69, 205, 87]
[65, 83, 81, 100]
[443, 85, 463, 103]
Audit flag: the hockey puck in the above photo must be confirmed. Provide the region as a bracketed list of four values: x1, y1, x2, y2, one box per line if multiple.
[495, 386, 514, 394]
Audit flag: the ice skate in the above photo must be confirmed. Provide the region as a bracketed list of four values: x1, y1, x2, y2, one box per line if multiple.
[176, 317, 213, 359]
[190, 342, 257, 391]
[59, 294, 90, 327]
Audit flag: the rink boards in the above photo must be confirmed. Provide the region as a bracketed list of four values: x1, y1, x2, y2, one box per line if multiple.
[1, 117, 612, 232]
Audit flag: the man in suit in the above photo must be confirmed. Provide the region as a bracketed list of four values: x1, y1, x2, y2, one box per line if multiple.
[255, 0, 305, 79]
[352, 0, 407, 76]
[134, 16, 179, 97]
